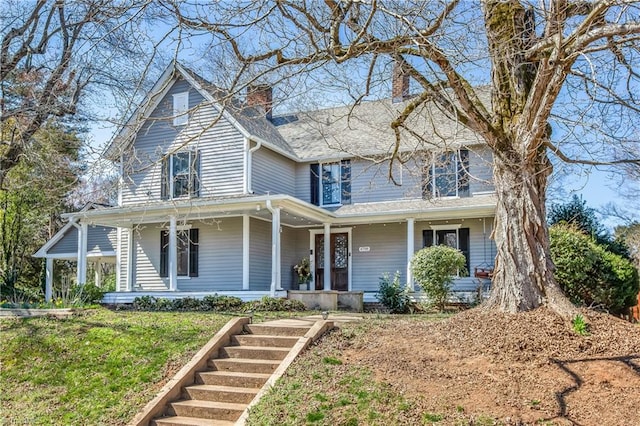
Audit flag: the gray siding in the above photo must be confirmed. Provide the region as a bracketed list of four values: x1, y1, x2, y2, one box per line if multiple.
[132, 218, 244, 292]
[49, 226, 78, 255]
[252, 145, 296, 195]
[468, 145, 494, 194]
[281, 226, 307, 290]
[87, 226, 116, 254]
[249, 218, 271, 290]
[350, 158, 422, 204]
[294, 162, 311, 202]
[121, 78, 246, 206]
[351, 223, 407, 291]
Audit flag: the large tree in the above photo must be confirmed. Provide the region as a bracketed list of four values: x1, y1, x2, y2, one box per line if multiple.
[0, 0, 155, 188]
[158, 0, 640, 316]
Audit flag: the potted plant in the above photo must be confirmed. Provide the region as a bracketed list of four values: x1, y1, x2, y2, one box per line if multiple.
[293, 257, 312, 290]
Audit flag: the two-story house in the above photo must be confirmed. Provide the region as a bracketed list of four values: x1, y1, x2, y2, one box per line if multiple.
[35, 62, 497, 304]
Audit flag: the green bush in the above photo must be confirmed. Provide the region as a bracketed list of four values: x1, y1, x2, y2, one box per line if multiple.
[376, 272, 412, 313]
[244, 296, 306, 312]
[202, 294, 243, 311]
[76, 283, 107, 304]
[550, 224, 640, 314]
[411, 245, 467, 312]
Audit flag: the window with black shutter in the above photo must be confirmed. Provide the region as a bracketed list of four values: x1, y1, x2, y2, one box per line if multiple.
[161, 150, 200, 200]
[310, 160, 352, 206]
[423, 227, 470, 276]
[159, 228, 199, 277]
[423, 149, 470, 199]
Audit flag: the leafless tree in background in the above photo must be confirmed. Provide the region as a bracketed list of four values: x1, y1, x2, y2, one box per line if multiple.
[0, 0, 159, 188]
[157, 0, 640, 316]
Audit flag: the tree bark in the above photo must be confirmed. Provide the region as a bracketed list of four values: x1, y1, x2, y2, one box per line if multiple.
[484, 144, 576, 317]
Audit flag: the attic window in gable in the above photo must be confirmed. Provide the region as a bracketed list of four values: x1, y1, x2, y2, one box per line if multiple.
[173, 92, 189, 126]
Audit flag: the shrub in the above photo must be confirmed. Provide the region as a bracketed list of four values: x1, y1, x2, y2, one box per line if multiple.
[202, 294, 243, 311]
[244, 296, 306, 312]
[411, 245, 467, 312]
[76, 283, 107, 304]
[376, 272, 412, 314]
[550, 224, 640, 314]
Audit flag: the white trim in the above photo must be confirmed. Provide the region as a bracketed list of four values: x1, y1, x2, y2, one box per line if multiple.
[33, 251, 117, 260]
[430, 223, 462, 230]
[168, 216, 178, 291]
[407, 218, 415, 290]
[323, 223, 331, 291]
[33, 219, 77, 257]
[126, 228, 134, 292]
[318, 162, 343, 208]
[266, 202, 281, 296]
[116, 227, 122, 291]
[45, 258, 53, 302]
[77, 222, 88, 285]
[242, 215, 250, 290]
[308, 227, 353, 291]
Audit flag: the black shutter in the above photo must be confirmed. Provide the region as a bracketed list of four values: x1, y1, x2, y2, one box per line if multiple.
[160, 230, 168, 277]
[189, 228, 199, 277]
[161, 157, 170, 200]
[458, 228, 470, 275]
[190, 150, 200, 197]
[310, 164, 319, 206]
[341, 159, 351, 204]
[458, 149, 470, 197]
[422, 159, 433, 200]
[423, 230, 434, 247]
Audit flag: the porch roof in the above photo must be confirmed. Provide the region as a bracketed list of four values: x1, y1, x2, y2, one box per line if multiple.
[63, 193, 497, 228]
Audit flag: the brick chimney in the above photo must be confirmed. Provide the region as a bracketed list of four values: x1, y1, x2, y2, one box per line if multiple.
[247, 84, 273, 121]
[391, 61, 410, 103]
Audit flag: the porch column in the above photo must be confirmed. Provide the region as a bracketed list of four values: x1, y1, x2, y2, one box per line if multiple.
[77, 222, 88, 285]
[242, 215, 250, 290]
[45, 258, 53, 302]
[406, 218, 415, 291]
[169, 216, 178, 291]
[94, 261, 103, 288]
[126, 228, 134, 292]
[323, 222, 331, 291]
[270, 207, 281, 296]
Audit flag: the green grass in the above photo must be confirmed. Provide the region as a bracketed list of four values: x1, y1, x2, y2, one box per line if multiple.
[0, 307, 232, 425]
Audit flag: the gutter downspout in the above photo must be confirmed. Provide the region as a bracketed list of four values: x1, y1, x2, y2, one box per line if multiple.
[265, 199, 281, 296]
[246, 139, 262, 194]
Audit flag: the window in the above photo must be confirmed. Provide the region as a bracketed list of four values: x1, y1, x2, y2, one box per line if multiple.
[423, 228, 470, 275]
[173, 92, 189, 126]
[423, 149, 469, 198]
[310, 160, 351, 206]
[160, 228, 199, 277]
[161, 151, 200, 199]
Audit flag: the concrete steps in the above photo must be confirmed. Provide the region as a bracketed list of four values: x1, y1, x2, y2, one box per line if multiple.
[150, 322, 313, 426]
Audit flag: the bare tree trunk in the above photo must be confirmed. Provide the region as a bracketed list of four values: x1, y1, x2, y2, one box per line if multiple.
[484, 145, 575, 317]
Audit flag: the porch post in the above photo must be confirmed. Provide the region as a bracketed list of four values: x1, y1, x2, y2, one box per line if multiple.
[95, 261, 103, 288]
[323, 222, 331, 291]
[270, 207, 281, 296]
[169, 216, 178, 291]
[407, 218, 415, 291]
[126, 228, 134, 292]
[242, 215, 250, 290]
[77, 222, 88, 286]
[45, 258, 53, 302]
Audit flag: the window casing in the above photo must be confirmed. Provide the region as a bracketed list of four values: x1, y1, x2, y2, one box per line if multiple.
[423, 149, 469, 198]
[160, 228, 199, 277]
[310, 160, 351, 206]
[423, 228, 470, 275]
[161, 150, 200, 200]
[173, 92, 189, 126]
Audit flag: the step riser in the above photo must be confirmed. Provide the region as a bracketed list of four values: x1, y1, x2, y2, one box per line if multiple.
[231, 335, 298, 348]
[196, 372, 268, 388]
[220, 347, 289, 360]
[168, 404, 243, 421]
[152, 419, 234, 426]
[210, 359, 279, 374]
[243, 324, 310, 336]
[184, 388, 256, 404]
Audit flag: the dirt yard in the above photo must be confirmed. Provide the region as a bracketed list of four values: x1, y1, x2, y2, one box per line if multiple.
[343, 308, 640, 425]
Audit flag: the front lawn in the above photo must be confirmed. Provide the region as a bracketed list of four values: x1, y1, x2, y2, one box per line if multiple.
[0, 308, 231, 425]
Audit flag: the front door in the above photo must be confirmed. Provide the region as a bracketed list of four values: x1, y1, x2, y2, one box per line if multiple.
[314, 233, 349, 291]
